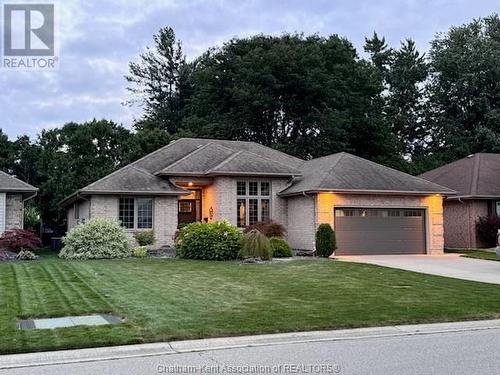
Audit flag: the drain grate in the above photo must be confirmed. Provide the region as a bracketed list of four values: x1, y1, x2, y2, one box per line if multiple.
[18, 314, 122, 330]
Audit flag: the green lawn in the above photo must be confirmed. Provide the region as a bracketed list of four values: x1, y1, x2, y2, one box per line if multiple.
[445, 248, 500, 262]
[1, 254, 500, 354]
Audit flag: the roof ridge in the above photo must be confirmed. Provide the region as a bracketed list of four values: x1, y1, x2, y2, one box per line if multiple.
[0, 170, 37, 190]
[346, 153, 454, 192]
[316, 153, 346, 189]
[160, 143, 213, 172]
[208, 150, 242, 172]
[211, 149, 302, 173]
[471, 153, 481, 196]
[82, 138, 182, 191]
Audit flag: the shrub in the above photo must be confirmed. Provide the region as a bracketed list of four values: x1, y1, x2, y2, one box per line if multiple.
[176, 221, 242, 261]
[315, 223, 336, 257]
[60, 218, 131, 260]
[24, 205, 41, 230]
[0, 229, 42, 252]
[16, 249, 37, 260]
[240, 229, 272, 260]
[269, 237, 293, 257]
[134, 230, 155, 246]
[243, 221, 286, 238]
[132, 246, 148, 258]
[476, 216, 500, 247]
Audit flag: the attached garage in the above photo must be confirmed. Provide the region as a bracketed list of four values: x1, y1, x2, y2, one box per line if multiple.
[334, 208, 426, 255]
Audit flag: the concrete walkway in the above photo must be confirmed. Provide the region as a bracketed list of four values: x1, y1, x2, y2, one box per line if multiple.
[1, 319, 500, 370]
[337, 253, 500, 284]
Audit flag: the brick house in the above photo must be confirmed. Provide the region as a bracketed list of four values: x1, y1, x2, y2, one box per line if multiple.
[0, 171, 38, 234]
[61, 138, 454, 255]
[420, 153, 500, 249]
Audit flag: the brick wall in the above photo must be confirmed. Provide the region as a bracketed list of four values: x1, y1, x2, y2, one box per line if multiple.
[315, 193, 445, 255]
[153, 196, 178, 246]
[286, 194, 316, 250]
[5, 194, 23, 229]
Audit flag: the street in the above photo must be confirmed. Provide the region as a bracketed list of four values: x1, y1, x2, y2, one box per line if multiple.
[2, 328, 499, 375]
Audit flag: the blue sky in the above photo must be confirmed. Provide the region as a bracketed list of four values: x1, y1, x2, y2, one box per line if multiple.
[1, 0, 499, 139]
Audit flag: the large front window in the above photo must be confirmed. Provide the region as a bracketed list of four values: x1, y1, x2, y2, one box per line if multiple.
[119, 197, 153, 229]
[236, 181, 271, 227]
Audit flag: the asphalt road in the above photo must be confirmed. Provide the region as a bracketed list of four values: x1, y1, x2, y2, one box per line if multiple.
[2, 329, 499, 375]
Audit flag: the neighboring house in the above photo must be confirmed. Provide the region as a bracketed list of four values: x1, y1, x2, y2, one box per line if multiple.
[420, 153, 500, 249]
[0, 171, 38, 234]
[61, 138, 453, 255]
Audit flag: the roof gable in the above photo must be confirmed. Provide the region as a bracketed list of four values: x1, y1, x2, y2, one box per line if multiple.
[0, 171, 37, 193]
[420, 153, 500, 197]
[280, 153, 455, 196]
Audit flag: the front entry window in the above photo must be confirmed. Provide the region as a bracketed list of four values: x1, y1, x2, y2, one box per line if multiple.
[178, 189, 202, 225]
[236, 181, 271, 227]
[496, 201, 500, 217]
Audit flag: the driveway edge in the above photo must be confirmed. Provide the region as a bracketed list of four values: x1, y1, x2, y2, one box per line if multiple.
[2, 319, 500, 369]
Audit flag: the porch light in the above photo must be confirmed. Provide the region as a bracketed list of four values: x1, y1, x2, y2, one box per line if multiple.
[188, 182, 193, 187]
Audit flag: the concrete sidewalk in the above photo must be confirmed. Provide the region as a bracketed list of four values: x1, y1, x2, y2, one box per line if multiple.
[2, 319, 500, 370]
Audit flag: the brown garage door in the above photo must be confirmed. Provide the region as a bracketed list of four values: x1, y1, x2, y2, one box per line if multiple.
[334, 208, 426, 255]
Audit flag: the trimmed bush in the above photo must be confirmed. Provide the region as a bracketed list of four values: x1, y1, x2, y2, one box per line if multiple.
[176, 221, 242, 261]
[240, 229, 272, 260]
[60, 218, 131, 260]
[269, 237, 293, 257]
[0, 229, 42, 252]
[315, 223, 336, 257]
[134, 230, 155, 246]
[476, 216, 500, 247]
[243, 221, 286, 238]
[16, 249, 37, 260]
[132, 246, 148, 258]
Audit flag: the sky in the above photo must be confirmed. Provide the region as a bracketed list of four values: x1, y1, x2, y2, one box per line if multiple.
[1, 0, 499, 139]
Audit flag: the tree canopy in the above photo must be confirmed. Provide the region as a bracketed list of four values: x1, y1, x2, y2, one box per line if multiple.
[2, 14, 500, 226]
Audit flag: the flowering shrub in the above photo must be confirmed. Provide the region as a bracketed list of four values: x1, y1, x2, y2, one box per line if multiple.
[60, 218, 131, 260]
[0, 229, 42, 252]
[175, 221, 242, 260]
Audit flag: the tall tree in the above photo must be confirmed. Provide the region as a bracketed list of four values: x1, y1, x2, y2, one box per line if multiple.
[37, 120, 137, 223]
[425, 14, 500, 164]
[126, 27, 187, 134]
[179, 33, 394, 161]
[0, 129, 13, 172]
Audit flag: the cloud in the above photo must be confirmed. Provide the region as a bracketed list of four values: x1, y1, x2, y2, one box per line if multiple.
[0, 0, 498, 139]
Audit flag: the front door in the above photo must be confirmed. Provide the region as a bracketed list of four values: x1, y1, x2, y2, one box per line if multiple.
[178, 200, 198, 224]
[178, 189, 202, 225]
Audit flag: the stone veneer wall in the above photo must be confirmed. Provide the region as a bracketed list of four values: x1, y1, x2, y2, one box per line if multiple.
[5, 194, 23, 229]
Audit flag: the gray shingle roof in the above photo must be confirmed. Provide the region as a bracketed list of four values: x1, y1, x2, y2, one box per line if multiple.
[60, 138, 303, 206]
[0, 171, 37, 193]
[419, 153, 500, 198]
[279, 152, 455, 196]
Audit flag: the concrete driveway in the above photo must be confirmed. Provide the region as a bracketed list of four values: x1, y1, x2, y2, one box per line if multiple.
[337, 254, 500, 284]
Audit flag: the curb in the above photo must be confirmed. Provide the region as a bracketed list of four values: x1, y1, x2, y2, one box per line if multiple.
[2, 319, 500, 369]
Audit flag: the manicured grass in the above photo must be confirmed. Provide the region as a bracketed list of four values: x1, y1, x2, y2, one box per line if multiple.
[1, 257, 500, 354]
[445, 248, 500, 262]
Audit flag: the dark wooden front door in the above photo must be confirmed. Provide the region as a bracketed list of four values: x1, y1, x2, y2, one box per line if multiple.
[178, 200, 197, 224]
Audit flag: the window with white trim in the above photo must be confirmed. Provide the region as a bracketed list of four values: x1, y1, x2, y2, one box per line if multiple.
[496, 201, 500, 217]
[119, 197, 153, 229]
[236, 181, 271, 227]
